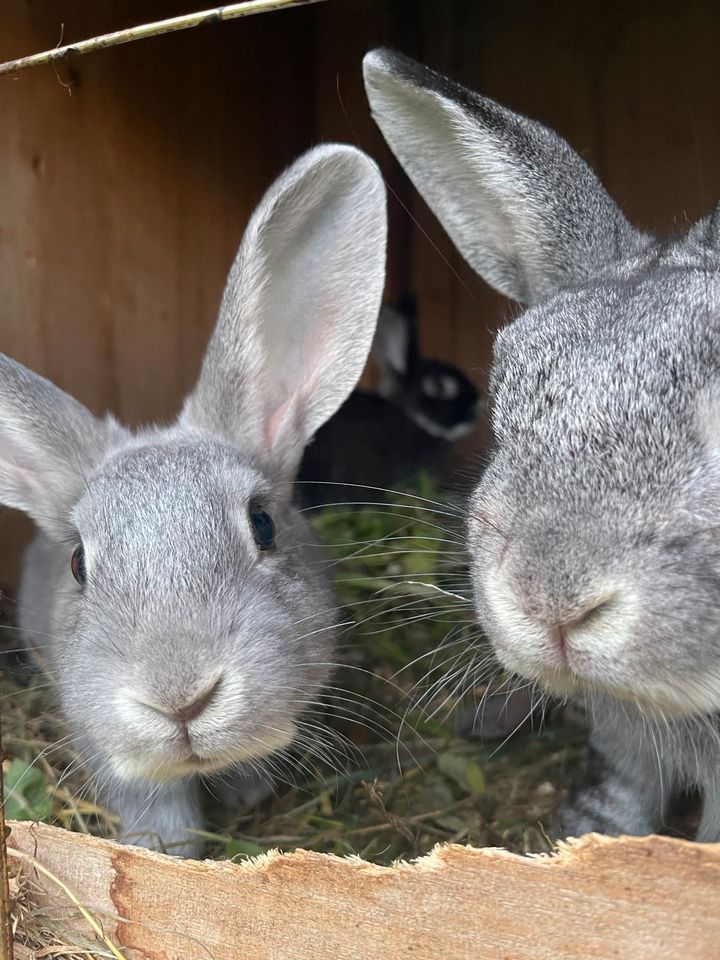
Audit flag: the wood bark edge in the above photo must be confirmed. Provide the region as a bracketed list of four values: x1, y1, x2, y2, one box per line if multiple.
[6, 820, 720, 960]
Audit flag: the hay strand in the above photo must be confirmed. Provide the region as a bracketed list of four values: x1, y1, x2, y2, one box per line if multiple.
[0, 705, 15, 960]
[7, 848, 125, 960]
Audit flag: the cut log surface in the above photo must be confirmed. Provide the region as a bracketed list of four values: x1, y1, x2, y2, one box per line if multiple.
[7, 820, 720, 960]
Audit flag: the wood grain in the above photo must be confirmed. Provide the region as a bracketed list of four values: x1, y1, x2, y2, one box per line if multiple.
[2, 0, 720, 588]
[7, 820, 720, 960]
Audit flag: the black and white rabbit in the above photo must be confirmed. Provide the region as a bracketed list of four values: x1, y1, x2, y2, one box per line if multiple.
[365, 48, 720, 841]
[0, 144, 387, 856]
[298, 294, 481, 508]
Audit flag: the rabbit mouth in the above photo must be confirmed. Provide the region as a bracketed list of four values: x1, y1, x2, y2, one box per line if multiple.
[109, 753, 229, 782]
[117, 748, 257, 782]
[155, 754, 229, 778]
[184, 751, 218, 768]
[110, 718, 298, 782]
[525, 662, 718, 720]
[166, 752, 235, 777]
[586, 675, 720, 719]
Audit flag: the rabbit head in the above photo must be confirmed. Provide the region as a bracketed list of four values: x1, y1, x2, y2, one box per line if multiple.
[2, 144, 387, 788]
[373, 296, 481, 441]
[364, 49, 720, 721]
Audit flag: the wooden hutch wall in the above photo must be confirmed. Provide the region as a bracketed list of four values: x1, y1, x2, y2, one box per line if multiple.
[1, 0, 720, 588]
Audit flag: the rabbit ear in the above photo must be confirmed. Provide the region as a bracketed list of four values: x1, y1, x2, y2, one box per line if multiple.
[0, 355, 116, 536]
[181, 144, 387, 482]
[363, 49, 646, 305]
[686, 202, 720, 250]
[372, 301, 418, 381]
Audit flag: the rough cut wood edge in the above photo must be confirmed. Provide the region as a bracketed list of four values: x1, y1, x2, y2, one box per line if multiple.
[6, 821, 720, 960]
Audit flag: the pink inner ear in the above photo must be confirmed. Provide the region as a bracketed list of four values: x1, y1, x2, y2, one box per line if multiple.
[265, 396, 296, 451]
[262, 316, 330, 463]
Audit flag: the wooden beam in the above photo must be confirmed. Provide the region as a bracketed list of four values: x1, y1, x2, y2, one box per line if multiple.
[7, 820, 720, 959]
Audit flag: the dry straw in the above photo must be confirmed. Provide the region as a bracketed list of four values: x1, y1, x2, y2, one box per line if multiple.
[6, 848, 126, 960]
[1, 711, 13, 960]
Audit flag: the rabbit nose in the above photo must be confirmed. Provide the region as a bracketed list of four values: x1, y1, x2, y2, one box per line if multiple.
[169, 677, 221, 724]
[549, 624, 568, 655]
[549, 599, 612, 654]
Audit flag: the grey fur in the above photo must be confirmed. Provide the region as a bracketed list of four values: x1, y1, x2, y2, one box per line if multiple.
[365, 48, 720, 840]
[2, 144, 387, 857]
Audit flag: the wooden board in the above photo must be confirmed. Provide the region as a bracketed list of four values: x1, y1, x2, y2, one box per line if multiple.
[6, 820, 720, 959]
[3, 1, 720, 588]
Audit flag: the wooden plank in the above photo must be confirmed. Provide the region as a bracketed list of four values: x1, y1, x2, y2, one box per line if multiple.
[3, 0, 720, 588]
[7, 820, 720, 959]
[0, 0, 320, 587]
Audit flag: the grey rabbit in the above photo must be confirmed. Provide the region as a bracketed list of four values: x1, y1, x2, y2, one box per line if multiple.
[364, 48, 720, 841]
[297, 293, 480, 508]
[0, 144, 387, 857]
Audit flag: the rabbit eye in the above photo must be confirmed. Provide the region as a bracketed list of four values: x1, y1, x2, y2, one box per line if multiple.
[71, 545, 86, 584]
[421, 375, 440, 399]
[440, 375, 460, 400]
[250, 509, 276, 551]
